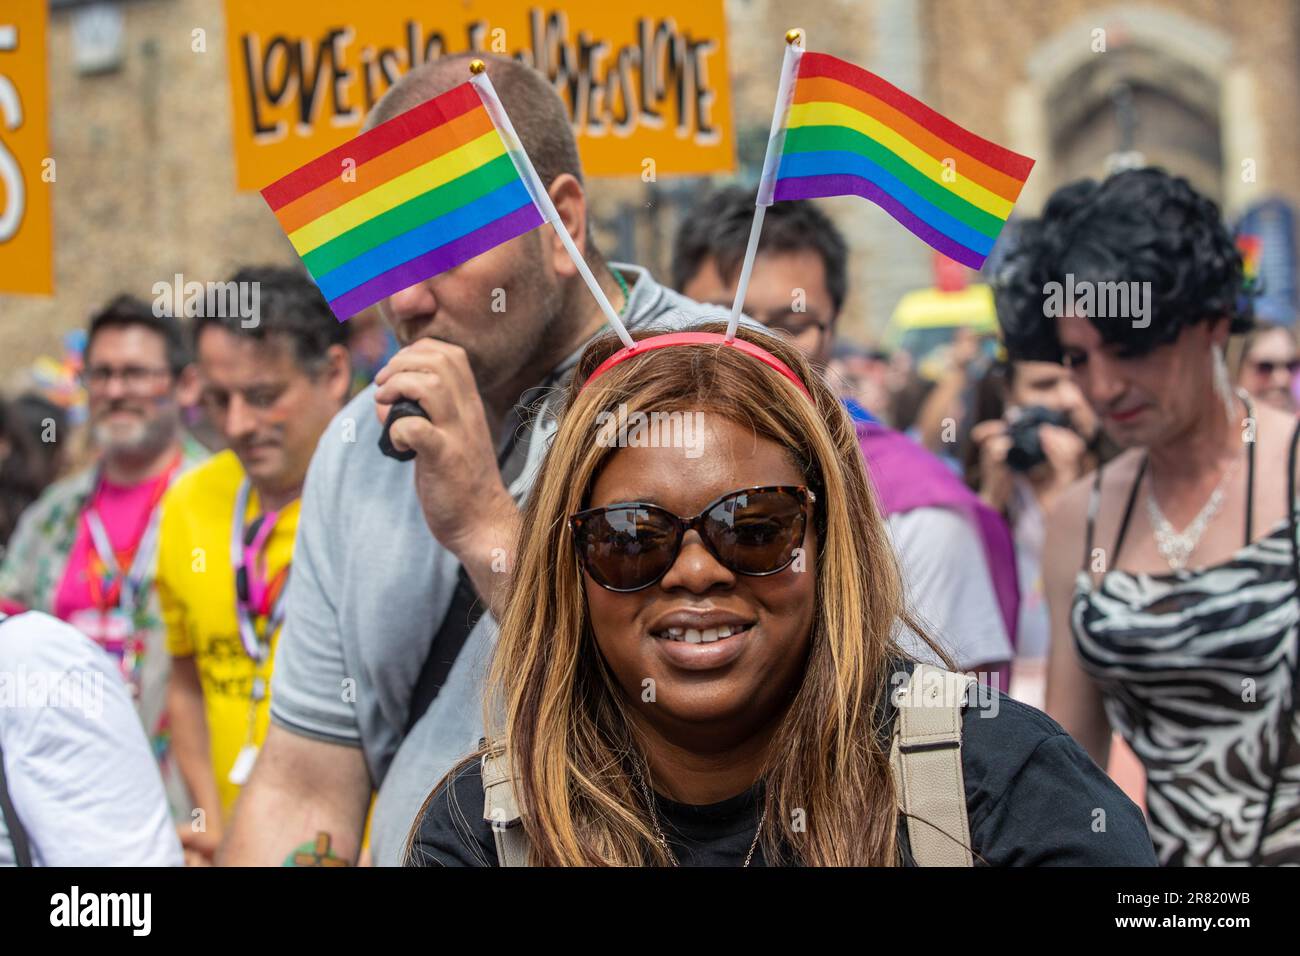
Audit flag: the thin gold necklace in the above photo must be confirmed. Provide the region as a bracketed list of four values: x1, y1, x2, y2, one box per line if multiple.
[636, 769, 768, 867]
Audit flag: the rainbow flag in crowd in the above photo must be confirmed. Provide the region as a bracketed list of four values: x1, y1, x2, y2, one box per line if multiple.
[766, 49, 1034, 270]
[1237, 234, 1261, 286]
[260, 83, 545, 320]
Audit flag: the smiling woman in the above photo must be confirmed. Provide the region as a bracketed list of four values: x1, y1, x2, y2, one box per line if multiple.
[404, 321, 1155, 867]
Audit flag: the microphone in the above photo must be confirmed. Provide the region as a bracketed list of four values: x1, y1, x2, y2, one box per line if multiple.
[378, 399, 430, 461]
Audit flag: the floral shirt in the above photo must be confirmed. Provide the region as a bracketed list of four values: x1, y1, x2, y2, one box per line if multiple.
[0, 436, 209, 782]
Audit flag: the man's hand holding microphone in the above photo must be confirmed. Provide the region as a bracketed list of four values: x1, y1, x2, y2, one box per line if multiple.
[374, 338, 518, 617]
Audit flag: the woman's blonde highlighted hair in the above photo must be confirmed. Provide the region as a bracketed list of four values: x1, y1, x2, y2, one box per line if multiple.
[412, 320, 947, 865]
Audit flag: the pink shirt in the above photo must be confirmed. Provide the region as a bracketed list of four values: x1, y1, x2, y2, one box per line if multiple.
[54, 470, 172, 621]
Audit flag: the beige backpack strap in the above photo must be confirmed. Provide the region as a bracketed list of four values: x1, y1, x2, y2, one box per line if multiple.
[890, 663, 977, 866]
[481, 746, 530, 867]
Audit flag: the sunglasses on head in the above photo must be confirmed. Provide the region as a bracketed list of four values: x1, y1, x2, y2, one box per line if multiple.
[569, 485, 815, 593]
[1251, 359, 1300, 376]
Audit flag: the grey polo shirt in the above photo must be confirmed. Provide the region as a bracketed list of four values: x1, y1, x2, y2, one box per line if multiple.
[269, 264, 732, 865]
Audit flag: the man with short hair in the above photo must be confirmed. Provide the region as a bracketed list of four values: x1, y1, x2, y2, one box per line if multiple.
[673, 187, 1017, 681]
[221, 53, 724, 867]
[0, 295, 205, 790]
[155, 266, 350, 864]
[672, 189, 847, 366]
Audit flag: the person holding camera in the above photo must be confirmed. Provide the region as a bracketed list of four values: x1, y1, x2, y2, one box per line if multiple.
[967, 360, 1097, 665]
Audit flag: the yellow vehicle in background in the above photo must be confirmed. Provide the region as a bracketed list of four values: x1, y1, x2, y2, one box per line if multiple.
[885, 283, 1000, 379]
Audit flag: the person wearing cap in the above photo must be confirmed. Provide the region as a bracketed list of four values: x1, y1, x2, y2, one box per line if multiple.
[406, 322, 1155, 866]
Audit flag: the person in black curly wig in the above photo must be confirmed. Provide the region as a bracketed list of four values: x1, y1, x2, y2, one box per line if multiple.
[998, 167, 1250, 362]
[1023, 168, 1300, 865]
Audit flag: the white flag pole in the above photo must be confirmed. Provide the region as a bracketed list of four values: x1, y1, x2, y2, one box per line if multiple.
[470, 60, 636, 350]
[725, 29, 806, 342]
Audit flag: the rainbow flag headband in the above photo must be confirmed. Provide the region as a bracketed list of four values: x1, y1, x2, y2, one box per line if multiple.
[581, 332, 814, 402]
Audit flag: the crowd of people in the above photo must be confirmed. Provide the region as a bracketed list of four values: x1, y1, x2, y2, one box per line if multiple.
[1, 52, 1296, 867]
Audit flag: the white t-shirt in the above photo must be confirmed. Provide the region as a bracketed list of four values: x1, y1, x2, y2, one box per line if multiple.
[887, 506, 1013, 672]
[0, 612, 182, 866]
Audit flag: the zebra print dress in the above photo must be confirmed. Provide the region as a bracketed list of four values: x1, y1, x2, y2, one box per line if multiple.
[1072, 429, 1300, 866]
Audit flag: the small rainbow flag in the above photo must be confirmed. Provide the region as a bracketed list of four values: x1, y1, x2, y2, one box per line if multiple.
[765, 48, 1034, 270]
[261, 82, 545, 320]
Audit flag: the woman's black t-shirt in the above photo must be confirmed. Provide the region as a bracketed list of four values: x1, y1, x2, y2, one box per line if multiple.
[407, 688, 1157, 866]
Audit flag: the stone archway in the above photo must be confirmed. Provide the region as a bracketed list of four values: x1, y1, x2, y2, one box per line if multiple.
[1005, 5, 1258, 216]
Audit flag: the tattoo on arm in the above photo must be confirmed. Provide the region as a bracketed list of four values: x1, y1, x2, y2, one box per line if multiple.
[283, 831, 350, 867]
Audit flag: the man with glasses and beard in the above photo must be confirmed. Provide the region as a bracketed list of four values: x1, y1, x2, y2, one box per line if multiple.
[0, 294, 206, 801]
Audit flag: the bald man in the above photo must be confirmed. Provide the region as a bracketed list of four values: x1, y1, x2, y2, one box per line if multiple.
[219, 53, 719, 866]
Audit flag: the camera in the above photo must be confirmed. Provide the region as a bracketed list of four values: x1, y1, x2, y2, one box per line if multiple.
[1005, 405, 1073, 472]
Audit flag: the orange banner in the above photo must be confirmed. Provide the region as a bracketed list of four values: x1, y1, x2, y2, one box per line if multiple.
[0, 0, 52, 295]
[224, 0, 735, 191]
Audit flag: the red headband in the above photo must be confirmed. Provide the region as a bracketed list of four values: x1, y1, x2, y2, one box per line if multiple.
[580, 332, 814, 401]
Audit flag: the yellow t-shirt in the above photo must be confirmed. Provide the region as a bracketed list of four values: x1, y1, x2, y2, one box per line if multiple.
[156, 450, 299, 820]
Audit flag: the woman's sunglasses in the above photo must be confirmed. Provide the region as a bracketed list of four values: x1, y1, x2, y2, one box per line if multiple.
[569, 485, 814, 593]
[1250, 359, 1300, 377]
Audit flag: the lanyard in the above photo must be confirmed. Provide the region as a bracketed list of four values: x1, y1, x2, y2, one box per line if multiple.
[231, 480, 292, 663]
[83, 456, 180, 614]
